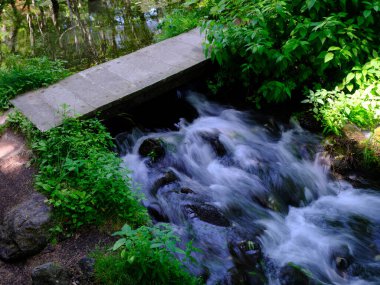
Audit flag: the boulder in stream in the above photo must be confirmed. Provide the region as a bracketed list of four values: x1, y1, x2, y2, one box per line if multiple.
[150, 170, 179, 196]
[229, 240, 262, 268]
[138, 138, 165, 162]
[0, 193, 52, 261]
[184, 204, 231, 227]
[279, 263, 311, 285]
[199, 132, 227, 157]
[147, 203, 169, 222]
[331, 244, 353, 273]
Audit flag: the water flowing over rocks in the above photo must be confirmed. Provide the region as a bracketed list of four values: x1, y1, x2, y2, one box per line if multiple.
[118, 93, 380, 284]
[0, 193, 52, 261]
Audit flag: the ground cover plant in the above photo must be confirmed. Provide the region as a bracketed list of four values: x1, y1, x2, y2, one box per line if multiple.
[303, 57, 380, 134]
[8, 112, 148, 233]
[156, 0, 213, 41]
[0, 56, 70, 111]
[95, 224, 201, 285]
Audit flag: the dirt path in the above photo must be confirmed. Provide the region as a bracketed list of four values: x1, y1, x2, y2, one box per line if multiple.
[0, 129, 113, 285]
[0, 130, 36, 221]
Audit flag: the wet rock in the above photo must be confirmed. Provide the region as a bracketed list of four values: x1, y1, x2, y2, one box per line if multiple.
[228, 239, 267, 284]
[199, 132, 227, 157]
[335, 257, 349, 271]
[147, 203, 169, 222]
[224, 268, 247, 285]
[184, 204, 231, 227]
[342, 124, 366, 143]
[297, 111, 322, 133]
[224, 267, 266, 285]
[180, 187, 194, 194]
[31, 262, 70, 285]
[279, 263, 311, 285]
[0, 193, 52, 261]
[151, 170, 179, 195]
[229, 240, 262, 268]
[331, 245, 353, 272]
[78, 257, 95, 279]
[138, 138, 165, 162]
[348, 215, 372, 238]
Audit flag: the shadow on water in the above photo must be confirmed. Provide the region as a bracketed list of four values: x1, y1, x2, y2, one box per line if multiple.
[0, 0, 180, 70]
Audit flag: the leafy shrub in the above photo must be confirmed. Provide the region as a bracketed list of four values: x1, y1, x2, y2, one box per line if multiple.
[0, 56, 70, 111]
[8, 113, 148, 232]
[303, 58, 380, 134]
[156, 0, 212, 41]
[201, 0, 380, 105]
[95, 224, 201, 285]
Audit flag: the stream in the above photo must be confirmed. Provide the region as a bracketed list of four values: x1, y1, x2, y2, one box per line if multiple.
[116, 92, 380, 285]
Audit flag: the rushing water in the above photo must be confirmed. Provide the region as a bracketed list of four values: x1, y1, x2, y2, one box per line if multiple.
[117, 92, 380, 285]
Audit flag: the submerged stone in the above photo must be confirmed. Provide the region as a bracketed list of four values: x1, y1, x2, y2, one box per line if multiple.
[180, 187, 195, 194]
[138, 138, 165, 162]
[331, 244, 353, 273]
[150, 170, 179, 196]
[199, 132, 227, 157]
[147, 203, 169, 222]
[229, 240, 262, 268]
[279, 263, 311, 285]
[184, 204, 231, 227]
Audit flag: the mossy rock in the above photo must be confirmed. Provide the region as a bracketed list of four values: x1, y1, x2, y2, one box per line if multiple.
[324, 124, 380, 181]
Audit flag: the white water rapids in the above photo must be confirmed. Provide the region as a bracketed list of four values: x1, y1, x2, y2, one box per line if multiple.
[118, 93, 380, 285]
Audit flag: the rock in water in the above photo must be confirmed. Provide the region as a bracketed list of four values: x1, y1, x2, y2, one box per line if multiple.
[138, 138, 165, 162]
[147, 203, 169, 222]
[279, 263, 311, 285]
[184, 204, 231, 227]
[31, 262, 70, 285]
[150, 170, 179, 195]
[199, 132, 227, 157]
[0, 193, 52, 261]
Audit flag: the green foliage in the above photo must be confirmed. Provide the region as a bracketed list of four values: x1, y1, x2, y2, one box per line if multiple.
[0, 56, 70, 111]
[95, 224, 201, 285]
[156, 0, 213, 41]
[303, 58, 380, 134]
[8, 113, 148, 232]
[201, 0, 380, 105]
[7, 110, 40, 142]
[34, 118, 148, 231]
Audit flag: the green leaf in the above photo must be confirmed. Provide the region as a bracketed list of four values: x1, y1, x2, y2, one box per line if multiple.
[324, 52, 334, 63]
[363, 10, 371, 18]
[112, 238, 126, 251]
[307, 0, 317, 10]
[346, 73, 355, 83]
[328, 46, 341, 52]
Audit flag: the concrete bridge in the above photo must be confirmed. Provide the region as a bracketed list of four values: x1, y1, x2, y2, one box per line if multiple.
[11, 29, 207, 131]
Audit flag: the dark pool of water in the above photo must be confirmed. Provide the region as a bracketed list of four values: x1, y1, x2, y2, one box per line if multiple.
[0, 0, 179, 71]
